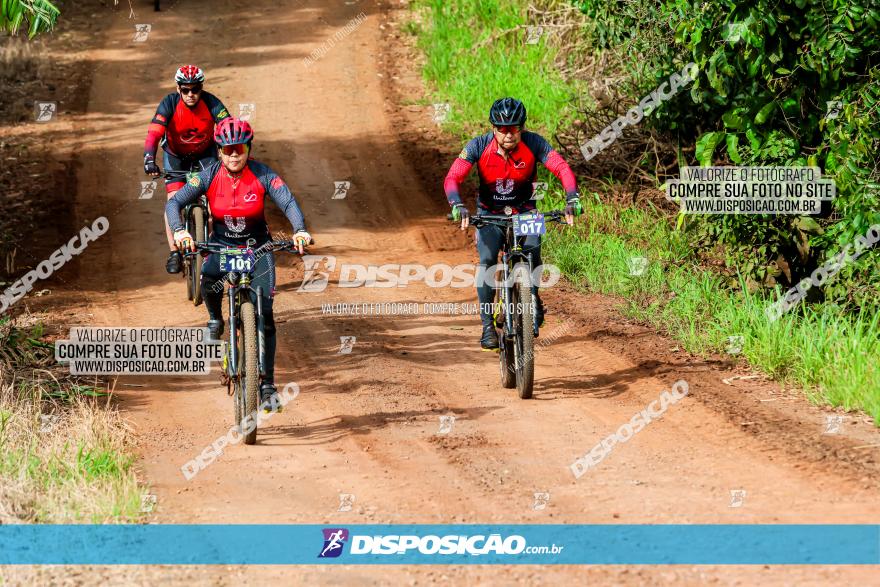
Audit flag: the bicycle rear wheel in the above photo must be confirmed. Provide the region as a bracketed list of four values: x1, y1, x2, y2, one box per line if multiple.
[512, 263, 535, 399]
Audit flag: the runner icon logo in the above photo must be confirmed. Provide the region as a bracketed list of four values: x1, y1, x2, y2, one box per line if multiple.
[531, 181, 547, 200]
[34, 101, 57, 123]
[823, 414, 844, 434]
[133, 24, 151, 43]
[339, 336, 356, 354]
[319, 528, 349, 558]
[726, 335, 744, 355]
[139, 181, 157, 200]
[533, 492, 550, 511]
[729, 489, 746, 508]
[238, 103, 256, 122]
[525, 26, 543, 44]
[432, 103, 450, 124]
[627, 256, 648, 277]
[438, 414, 455, 434]
[299, 255, 337, 292]
[332, 181, 350, 200]
[338, 493, 355, 512]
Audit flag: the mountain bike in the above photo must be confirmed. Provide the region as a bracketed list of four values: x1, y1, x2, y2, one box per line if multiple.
[184, 239, 301, 444]
[163, 163, 213, 306]
[451, 208, 566, 399]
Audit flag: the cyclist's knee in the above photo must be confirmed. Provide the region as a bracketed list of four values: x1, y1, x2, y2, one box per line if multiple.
[477, 245, 499, 268]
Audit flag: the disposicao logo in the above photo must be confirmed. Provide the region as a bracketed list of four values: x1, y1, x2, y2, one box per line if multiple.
[318, 528, 349, 558]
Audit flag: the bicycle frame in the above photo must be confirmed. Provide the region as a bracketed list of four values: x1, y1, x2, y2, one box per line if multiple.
[193, 240, 298, 382]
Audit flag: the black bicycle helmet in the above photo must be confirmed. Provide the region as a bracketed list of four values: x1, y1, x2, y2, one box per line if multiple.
[489, 97, 527, 126]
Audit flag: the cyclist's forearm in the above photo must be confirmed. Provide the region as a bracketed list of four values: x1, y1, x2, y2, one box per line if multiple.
[544, 150, 578, 197]
[144, 123, 165, 158]
[444, 158, 473, 206]
[165, 186, 199, 232]
[269, 189, 307, 233]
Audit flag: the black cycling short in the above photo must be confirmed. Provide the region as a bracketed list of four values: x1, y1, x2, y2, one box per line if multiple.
[162, 146, 218, 193]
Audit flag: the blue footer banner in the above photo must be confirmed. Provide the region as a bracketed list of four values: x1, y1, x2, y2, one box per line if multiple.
[1, 525, 878, 565]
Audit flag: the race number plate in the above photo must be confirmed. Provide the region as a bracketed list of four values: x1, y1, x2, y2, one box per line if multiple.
[513, 212, 545, 236]
[219, 249, 256, 273]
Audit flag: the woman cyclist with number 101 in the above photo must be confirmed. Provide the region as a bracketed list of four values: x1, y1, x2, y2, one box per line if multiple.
[165, 117, 313, 409]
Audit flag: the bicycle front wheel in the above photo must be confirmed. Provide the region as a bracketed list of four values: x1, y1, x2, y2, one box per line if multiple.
[512, 263, 535, 399]
[238, 300, 260, 444]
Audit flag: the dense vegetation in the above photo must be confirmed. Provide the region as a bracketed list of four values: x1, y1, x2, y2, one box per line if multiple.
[576, 0, 880, 307]
[409, 0, 880, 420]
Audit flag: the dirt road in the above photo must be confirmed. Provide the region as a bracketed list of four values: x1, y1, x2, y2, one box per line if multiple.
[16, 0, 880, 584]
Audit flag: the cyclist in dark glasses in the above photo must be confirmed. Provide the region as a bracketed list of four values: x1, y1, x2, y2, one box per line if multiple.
[165, 117, 313, 408]
[143, 65, 231, 274]
[443, 97, 583, 350]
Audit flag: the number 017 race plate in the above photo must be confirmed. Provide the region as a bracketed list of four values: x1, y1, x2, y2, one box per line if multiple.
[513, 212, 546, 236]
[219, 248, 256, 273]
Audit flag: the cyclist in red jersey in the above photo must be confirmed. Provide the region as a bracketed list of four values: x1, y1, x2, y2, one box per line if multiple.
[143, 65, 230, 274]
[443, 97, 583, 350]
[166, 118, 312, 409]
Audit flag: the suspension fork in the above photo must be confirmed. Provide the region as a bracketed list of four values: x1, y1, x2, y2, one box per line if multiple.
[501, 227, 518, 335]
[512, 232, 539, 332]
[526, 249, 538, 332]
[227, 284, 238, 377]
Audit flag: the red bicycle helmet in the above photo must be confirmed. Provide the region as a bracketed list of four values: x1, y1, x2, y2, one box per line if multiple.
[214, 117, 254, 146]
[175, 65, 205, 85]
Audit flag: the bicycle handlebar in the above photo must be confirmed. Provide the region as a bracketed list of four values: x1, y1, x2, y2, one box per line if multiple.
[446, 209, 567, 227]
[182, 240, 308, 257]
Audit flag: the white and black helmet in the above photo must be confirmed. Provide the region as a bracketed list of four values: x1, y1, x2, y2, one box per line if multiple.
[489, 97, 526, 126]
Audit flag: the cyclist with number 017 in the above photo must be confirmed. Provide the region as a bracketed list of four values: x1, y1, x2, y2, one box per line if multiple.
[443, 97, 582, 351]
[165, 117, 313, 408]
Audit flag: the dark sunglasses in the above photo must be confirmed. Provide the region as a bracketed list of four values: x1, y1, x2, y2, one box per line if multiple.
[179, 86, 202, 95]
[220, 144, 247, 156]
[495, 125, 521, 135]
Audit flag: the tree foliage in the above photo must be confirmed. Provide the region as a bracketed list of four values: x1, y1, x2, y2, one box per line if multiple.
[576, 0, 880, 309]
[1, 0, 60, 37]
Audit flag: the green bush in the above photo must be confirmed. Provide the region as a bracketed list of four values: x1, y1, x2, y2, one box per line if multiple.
[577, 0, 880, 310]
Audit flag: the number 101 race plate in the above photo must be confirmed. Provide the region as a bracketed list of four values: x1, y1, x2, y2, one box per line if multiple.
[219, 249, 256, 273]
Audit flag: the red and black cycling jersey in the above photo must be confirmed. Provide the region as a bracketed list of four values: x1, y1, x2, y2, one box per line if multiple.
[166, 160, 306, 243]
[443, 130, 578, 213]
[144, 92, 230, 159]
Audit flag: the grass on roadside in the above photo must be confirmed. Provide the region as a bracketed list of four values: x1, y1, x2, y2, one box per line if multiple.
[541, 190, 880, 420]
[409, 0, 579, 137]
[0, 317, 146, 523]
